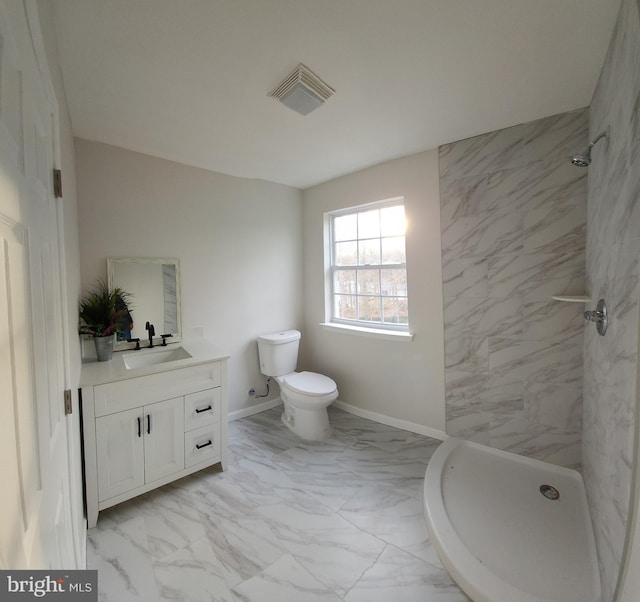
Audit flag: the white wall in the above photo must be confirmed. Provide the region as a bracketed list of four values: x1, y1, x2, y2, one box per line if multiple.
[36, 0, 85, 565]
[302, 151, 446, 434]
[75, 139, 303, 413]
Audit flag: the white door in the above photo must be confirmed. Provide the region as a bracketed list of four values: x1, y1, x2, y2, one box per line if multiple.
[0, 0, 76, 568]
[144, 397, 184, 483]
[96, 408, 145, 501]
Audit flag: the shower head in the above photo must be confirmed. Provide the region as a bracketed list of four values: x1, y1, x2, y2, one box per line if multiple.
[571, 150, 592, 167]
[571, 129, 608, 167]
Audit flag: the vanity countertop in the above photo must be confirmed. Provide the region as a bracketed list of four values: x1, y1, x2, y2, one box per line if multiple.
[80, 338, 229, 386]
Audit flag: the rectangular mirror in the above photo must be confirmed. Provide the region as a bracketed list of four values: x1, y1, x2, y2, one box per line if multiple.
[107, 257, 182, 349]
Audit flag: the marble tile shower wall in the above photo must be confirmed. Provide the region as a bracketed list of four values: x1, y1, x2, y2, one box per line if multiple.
[439, 108, 589, 467]
[582, 0, 640, 599]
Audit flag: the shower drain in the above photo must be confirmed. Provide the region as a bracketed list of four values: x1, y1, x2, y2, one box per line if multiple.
[540, 484, 560, 500]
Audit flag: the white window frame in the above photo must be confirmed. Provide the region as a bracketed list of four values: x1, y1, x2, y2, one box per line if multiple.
[325, 197, 410, 334]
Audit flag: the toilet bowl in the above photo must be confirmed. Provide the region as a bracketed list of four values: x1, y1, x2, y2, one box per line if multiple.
[257, 330, 338, 441]
[277, 371, 338, 440]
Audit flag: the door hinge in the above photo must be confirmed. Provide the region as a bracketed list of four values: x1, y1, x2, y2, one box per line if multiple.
[53, 168, 63, 198]
[64, 389, 72, 415]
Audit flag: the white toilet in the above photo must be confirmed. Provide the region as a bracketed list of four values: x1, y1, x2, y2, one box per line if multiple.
[257, 330, 338, 440]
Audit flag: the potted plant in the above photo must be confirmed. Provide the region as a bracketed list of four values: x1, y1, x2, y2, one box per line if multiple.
[79, 280, 133, 361]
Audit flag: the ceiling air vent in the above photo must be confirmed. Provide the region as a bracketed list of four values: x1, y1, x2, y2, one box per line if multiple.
[269, 64, 335, 116]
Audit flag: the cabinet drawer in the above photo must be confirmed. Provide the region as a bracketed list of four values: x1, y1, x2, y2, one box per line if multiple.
[185, 424, 220, 468]
[184, 389, 220, 431]
[94, 362, 221, 417]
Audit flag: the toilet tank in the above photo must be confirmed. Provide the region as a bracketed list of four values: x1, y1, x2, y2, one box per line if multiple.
[257, 330, 301, 376]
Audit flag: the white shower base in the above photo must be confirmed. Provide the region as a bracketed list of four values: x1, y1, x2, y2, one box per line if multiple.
[424, 437, 601, 602]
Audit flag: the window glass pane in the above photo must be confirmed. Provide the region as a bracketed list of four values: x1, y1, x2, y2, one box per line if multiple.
[358, 239, 380, 265]
[358, 209, 380, 239]
[381, 236, 406, 264]
[334, 270, 356, 294]
[381, 269, 407, 296]
[328, 199, 408, 331]
[383, 297, 409, 325]
[334, 294, 356, 320]
[335, 241, 357, 266]
[334, 214, 357, 242]
[358, 295, 381, 322]
[380, 205, 406, 236]
[357, 269, 380, 295]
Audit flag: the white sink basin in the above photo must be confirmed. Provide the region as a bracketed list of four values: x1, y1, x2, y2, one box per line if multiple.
[123, 346, 192, 370]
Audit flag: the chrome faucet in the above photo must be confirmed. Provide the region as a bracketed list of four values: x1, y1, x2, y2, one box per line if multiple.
[145, 321, 155, 347]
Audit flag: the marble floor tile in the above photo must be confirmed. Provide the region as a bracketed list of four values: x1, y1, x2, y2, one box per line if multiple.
[273, 448, 362, 511]
[87, 516, 159, 602]
[337, 445, 430, 498]
[153, 537, 235, 602]
[337, 484, 431, 561]
[233, 555, 342, 602]
[258, 504, 385, 596]
[87, 406, 466, 602]
[334, 423, 415, 454]
[396, 434, 442, 465]
[138, 485, 208, 560]
[197, 499, 286, 587]
[343, 544, 471, 602]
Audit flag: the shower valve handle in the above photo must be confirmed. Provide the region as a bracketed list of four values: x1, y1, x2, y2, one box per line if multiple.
[584, 299, 608, 336]
[583, 309, 604, 322]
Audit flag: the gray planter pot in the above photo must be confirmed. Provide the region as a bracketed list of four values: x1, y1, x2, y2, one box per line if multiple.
[94, 335, 114, 362]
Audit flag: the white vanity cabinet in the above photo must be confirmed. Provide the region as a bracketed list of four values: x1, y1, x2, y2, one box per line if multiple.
[80, 347, 228, 528]
[95, 397, 184, 501]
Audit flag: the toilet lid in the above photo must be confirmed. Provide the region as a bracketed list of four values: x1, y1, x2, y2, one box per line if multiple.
[282, 371, 337, 396]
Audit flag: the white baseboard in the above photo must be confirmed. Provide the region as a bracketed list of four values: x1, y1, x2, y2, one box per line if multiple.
[333, 400, 447, 440]
[229, 397, 446, 441]
[228, 398, 283, 422]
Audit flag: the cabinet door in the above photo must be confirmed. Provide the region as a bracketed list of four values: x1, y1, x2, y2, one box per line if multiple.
[144, 397, 185, 483]
[96, 408, 145, 501]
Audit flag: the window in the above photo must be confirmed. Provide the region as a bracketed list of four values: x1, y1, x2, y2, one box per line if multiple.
[328, 198, 408, 331]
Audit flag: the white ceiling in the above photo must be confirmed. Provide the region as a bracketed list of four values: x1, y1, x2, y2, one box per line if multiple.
[51, 0, 620, 189]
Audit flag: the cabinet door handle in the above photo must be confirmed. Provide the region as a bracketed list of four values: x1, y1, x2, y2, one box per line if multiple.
[195, 405, 212, 414]
[196, 440, 212, 450]
[147, 414, 151, 434]
[137, 416, 141, 437]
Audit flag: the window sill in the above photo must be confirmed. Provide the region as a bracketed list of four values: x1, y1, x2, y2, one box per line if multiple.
[320, 322, 414, 342]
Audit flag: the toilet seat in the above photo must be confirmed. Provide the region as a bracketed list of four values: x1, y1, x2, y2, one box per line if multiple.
[281, 371, 337, 396]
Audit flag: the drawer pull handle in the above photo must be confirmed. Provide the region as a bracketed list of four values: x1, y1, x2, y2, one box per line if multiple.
[195, 405, 212, 414]
[196, 440, 213, 450]
[137, 416, 141, 437]
[147, 414, 151, 434]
